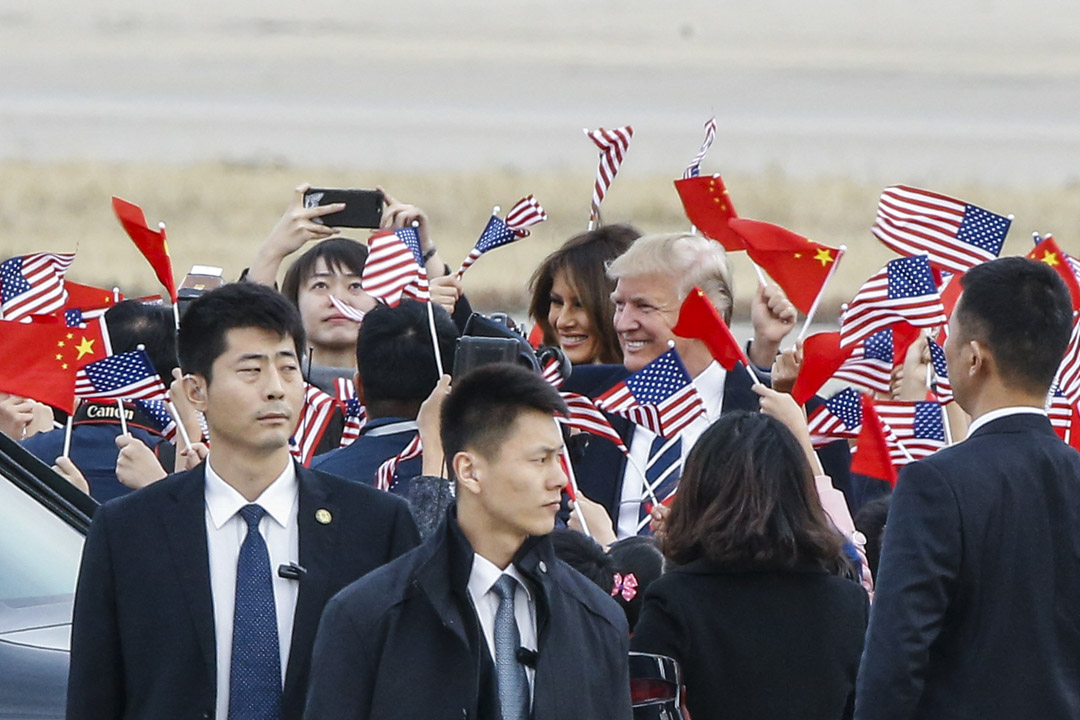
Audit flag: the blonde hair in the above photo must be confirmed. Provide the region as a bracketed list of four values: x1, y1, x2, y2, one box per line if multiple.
[607, 232, 734, 322]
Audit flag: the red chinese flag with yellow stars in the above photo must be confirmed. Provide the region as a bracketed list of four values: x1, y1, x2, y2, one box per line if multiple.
[1026, 237, 1080, 310]
[672, 287, 751, 371]
[673, 175, 745, 251]
[728, 218, 840, 315]
[112, 197, 178, 303]
[63, 281, 121, 313]
[0, 321, 87, 412]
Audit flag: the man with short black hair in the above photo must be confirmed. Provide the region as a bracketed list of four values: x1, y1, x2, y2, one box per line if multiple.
[305, 363, 632, 720]
[68, 282, 420, 720]
[856, 257, 1080, 720]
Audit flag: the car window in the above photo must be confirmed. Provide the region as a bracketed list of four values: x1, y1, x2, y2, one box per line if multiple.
[0, 476, 84, 604]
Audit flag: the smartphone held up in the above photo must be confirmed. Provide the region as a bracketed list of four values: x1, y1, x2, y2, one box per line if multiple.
[303, 188, 385, 229]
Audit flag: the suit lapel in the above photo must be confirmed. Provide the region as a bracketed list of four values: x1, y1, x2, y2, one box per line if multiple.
[161, 465, 216, 682]
[284, 466, 340, 693]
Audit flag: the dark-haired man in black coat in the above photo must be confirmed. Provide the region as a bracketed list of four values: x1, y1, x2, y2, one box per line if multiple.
[856, 257, 1080, 720]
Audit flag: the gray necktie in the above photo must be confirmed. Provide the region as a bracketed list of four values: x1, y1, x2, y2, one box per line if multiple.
[492, 574, 529, 720]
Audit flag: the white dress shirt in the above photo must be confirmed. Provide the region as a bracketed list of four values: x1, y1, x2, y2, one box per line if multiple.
[466, 553, 537, 695]
[205, 458, 300, 720]
[617, 361, 727, 537]
[965, 405, 1047, 438]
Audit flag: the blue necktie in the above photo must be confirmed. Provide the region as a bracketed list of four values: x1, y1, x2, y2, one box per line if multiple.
[638, 435, 681, 536]
[228, 504, 282, 720]
[492, 574, 529, 720]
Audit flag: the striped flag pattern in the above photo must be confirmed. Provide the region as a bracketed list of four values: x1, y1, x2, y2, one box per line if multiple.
[362, 227, 428, 306]
[840, 255, 946, 348]
[683, 116, 717, 179]
[457, 196, 547, 276]
[595, 349, 705, 439]
[872, 185, 1010, 274]
[559, 391, 629, 454]
[540, 356, 565, 389]
[834, 327, 902, 394]
[1054, 316, 1080, 406]
[74, 350, 168, 401]
[807, 388, 864, 448]
[0, 252, 75, 320]
[928, 339, 954, 404]
[876, 400, 947, 463]
[1047, 386, 1073, 435]
[289, 384, 337, 466]
[584, 126, 633, 224]
[374, 435, 422, 492]
[332, 377, 366, 448]
[135, 399, 178, 441]
[328, 294, 367, 323]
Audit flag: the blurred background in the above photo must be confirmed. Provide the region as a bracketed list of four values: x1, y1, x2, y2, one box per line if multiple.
[1, 0, 1078, 317]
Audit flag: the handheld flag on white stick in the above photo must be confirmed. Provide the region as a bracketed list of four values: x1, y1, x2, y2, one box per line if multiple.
[457, 196, 547, 277]
[683, 117, 717, 179]
[584, 126, 633, 230]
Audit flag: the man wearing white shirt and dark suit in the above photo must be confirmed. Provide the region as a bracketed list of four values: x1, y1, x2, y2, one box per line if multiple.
[856, 257, 1080, 720]
[305, 363, 631, 720]
[67, 283, 420, 720]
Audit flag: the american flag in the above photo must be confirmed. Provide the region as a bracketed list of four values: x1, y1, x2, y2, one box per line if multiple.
[362, 227, 428, 306]
[1047, 386, 1073, 436]
[374, 435, 422, 492]
[457, 196, 547, 276]
[873, 185, 1010, 275]
[928, 339, 953, 403]
[1, 252, 75, 320]
[540, 356, 565, 389]
[135, 399, 178, 441]
[1054, 316, 1080, 407]
[876, 400, 947, 464]
[834, 327, 902, 394]
[328, 294, 367, 323]
[289, 384, 337, 466]
[595, 349, 705, 439]
[840, 255, 946, 348]
[559, 391, 629, 454]
[332, 377, 366, 448]
[807, 388, 863, 448]
[75, 350, 168, 401]
[584, 126, 633, 225]
[683, 116, 717, 179]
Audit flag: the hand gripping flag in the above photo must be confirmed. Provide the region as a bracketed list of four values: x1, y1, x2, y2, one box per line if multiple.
[584, 126, 633, 225]
[834, 323, 922, 395]
[840, 255, 946, 348]
[1027, 236, 1080, 310]
[0, 252, 75, 320]
[595, 349, 706, 439]
[872, 185, 1010, 275]
[75, 350, 169, 401]
[0, 320, 83, 411]
[875, 400, 947, 463]
[362, 227, 428, 306]
[728, 218, 842, 314]
[673, 174, 745, 251]
[672, 287, 752, 371]
[850, 395, 899, 487]
[457, 195, 547, 276]
[806, 387, 864, 448]
[683, 116, 717, 179]
[112, 197, 178, 303]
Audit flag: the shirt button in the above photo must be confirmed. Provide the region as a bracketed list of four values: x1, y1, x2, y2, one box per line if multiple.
[538, 561, 547, 573]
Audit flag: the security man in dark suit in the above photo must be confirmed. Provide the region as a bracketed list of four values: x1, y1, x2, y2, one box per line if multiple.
[855, 257, 1080, 720]
[304, 363, 632, 720]
[67, 283, 420, 720]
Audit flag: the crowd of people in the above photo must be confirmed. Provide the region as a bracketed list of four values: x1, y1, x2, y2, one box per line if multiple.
[1, 178, 1079, 720]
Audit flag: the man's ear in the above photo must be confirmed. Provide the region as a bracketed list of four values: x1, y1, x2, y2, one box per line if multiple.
[452, 451, 482, 497]
[353, 371, 365, 405]
[184, 374, 209, 413]
[968, 339, 989, 378]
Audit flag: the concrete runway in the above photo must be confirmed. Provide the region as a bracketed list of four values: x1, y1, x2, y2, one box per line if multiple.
[2, 0, 1079, 185]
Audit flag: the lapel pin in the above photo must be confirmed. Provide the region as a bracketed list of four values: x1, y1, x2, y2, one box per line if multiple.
[315, 508, 332, 525]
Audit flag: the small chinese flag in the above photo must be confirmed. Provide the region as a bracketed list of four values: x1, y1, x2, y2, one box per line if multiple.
[850, 395, 898, 488]
[673, 175, 745, 251]
[1026, 236, 1080, 310]
[0, 321, 86, 412]
[728, 218, 841, 315]
[791, 332, 851, 405]
[672, 287, 752, 371]
[112, 197, 178, 303]
[63, 281, 121, 313]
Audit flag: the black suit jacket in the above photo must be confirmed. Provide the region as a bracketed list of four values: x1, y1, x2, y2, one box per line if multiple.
[304, 510, 631, 720]
[632, 559, 869, 720]
[855, 413, 1080, 720]
[67, 462, 421, 720]
[563, 362, 764, 521]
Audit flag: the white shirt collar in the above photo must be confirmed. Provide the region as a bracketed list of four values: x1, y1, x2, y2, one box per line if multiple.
[204, 457, 298, 531]
[966, 405, 1046, 438]
[693, 360, 727, 419]
[467, 552, 533, 602]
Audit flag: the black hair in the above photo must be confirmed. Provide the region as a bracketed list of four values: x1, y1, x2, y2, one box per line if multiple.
[853, 495, 891, 580]
[280, 237, 368, 308]
[356, 300, 458, 403]
[607, 536, 665, 632]
[177, 283, 305, 381]
[104, 301, 178, 387]
[440, 363, 567, 473]
[956, 256, 1073, 395]
[548, 529, 615, 592]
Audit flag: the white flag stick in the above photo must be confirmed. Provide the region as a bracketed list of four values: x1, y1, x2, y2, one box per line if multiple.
[62, 415, 74, 458]
[561, 445, 591, 538]
[165, 400, 193, 451]
[798, 245, 847, 341]
[117, 399, 129, 436]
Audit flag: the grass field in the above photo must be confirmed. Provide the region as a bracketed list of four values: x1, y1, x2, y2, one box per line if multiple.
[2, 161, 1077, 321]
